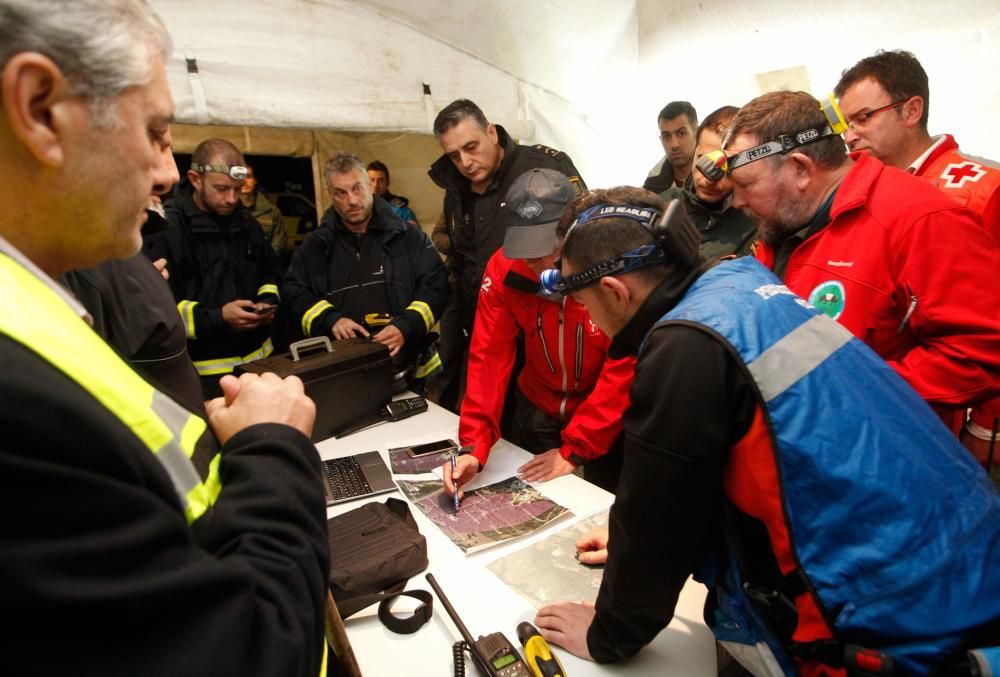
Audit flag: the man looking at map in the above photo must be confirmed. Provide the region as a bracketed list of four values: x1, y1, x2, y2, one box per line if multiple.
[443, 169, 633, 496]
[531, 187, 1000, 675]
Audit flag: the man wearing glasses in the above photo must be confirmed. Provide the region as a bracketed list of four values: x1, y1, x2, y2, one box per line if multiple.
[146, 138, 280, 398]
[837, 50, 1000, 467]
[721, 91, 1000, 436]
[835, 50, 1000, 242]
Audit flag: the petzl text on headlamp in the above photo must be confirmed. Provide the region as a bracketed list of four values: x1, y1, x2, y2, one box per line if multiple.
[696, 93, 848, 182]
[192, 162, 249, 181]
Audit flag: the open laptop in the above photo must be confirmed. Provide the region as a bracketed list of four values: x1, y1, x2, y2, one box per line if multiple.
[321, 451, 396, 505]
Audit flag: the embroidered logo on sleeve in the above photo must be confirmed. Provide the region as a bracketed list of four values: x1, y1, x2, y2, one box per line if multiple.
[942, 161, 986, 188]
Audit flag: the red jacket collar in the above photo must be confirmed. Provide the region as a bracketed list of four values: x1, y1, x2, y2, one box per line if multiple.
[915, 134, 958, 175]
[829, 152, 885, 221]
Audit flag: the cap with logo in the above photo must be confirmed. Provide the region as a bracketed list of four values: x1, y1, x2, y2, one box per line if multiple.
[502, 168, 576, 259]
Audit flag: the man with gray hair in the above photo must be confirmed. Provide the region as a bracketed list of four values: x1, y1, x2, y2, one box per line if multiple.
[0, 2, 329, 674]
[429, 98, 585, 411]
[145, 137, 280, 398]
[283, 152, 447, 389]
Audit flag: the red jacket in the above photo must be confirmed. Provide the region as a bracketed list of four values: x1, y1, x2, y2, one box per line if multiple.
[912, 135, 1000, 432]
[756, 152, 1000, 426]
[912, 134, 1000, 243]
[459, 251, 634, 467]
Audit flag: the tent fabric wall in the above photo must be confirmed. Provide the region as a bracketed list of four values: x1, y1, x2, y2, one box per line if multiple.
[155, 0, 999, 194]
[152, 0, 637, 189]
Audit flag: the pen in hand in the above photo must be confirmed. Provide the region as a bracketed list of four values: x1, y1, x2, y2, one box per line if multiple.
[450, 452, 460, 513]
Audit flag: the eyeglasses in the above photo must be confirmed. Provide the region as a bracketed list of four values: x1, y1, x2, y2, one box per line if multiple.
[845, 99, 909, 130]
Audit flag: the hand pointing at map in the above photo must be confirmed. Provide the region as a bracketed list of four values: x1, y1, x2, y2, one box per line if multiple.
[442, 453, 480, 498]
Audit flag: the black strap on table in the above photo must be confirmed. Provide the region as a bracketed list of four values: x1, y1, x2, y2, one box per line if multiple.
[340, 585, 434, 635]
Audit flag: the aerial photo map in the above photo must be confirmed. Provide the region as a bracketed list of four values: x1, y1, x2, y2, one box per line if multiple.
[488, 509, 609, 609]
[396, 477, 571, 554]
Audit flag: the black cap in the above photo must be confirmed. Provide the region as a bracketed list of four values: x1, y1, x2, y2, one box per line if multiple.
[502, 168, 576, 259]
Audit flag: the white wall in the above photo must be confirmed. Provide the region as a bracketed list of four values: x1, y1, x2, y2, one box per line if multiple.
[632, 0, 1000, 180]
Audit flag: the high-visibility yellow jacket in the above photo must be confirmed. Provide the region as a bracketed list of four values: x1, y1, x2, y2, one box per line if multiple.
[0, 245, 329, 676]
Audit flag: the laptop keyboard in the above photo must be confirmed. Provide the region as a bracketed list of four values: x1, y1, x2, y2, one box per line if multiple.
[323, 456, 373, 502]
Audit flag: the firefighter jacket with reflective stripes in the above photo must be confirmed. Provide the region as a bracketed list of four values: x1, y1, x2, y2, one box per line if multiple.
[146, 178, 278, 376]
[63, 252, 205, 417]
[459, 250, 634, 467]
[0, 249, 330, 676]
[657, 257, 1000, 676]
[281, 198, 448, 343]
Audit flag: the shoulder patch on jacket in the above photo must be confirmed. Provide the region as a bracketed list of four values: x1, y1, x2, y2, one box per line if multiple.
[532, 144, 565, 159]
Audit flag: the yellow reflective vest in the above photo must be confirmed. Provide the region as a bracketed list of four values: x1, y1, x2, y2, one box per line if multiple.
[0, 251, 221, 523]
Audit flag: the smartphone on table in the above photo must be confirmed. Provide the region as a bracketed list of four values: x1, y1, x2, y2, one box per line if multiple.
[406, 439, 457, 458]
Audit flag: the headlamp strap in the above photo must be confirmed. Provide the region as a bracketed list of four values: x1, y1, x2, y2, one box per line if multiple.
[567, 204, 662, 237]
[712, 93, 849, 176]
[559, 245, 666, 293]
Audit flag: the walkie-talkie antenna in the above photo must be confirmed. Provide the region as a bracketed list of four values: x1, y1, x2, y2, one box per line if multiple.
[426, 573, 494, 676]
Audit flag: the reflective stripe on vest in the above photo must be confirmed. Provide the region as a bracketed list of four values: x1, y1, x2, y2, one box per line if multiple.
[657, 257, 1000, 675]
[0, 253, 221, 524]
[745, 313, 853, 402]
[192, 337, 274, 376]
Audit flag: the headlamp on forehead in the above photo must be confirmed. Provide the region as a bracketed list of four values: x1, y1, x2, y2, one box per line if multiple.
[540, 245, 666, 295]
[192, 162, 248, 181]
[538, 199, 700, 295]
[696, 93, 848, 183]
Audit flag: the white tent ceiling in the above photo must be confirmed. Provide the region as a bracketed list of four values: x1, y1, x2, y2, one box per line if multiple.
[152, 0, 1000, 203]
[153, 0, 638, 189]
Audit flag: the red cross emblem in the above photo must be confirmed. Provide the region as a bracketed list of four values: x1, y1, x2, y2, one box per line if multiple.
[941, 161, 986, 188]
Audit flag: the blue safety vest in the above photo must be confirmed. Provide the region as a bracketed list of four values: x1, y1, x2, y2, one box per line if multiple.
[653, 257, 1000, 675]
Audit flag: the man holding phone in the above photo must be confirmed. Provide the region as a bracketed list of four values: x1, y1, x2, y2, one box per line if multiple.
[145, 138, 281, 398]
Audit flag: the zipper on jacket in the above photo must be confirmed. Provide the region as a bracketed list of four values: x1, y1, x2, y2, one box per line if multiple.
[537, 310, 556, 373]
[557, 299, 568, 420]
[574, 322, 583, 390]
